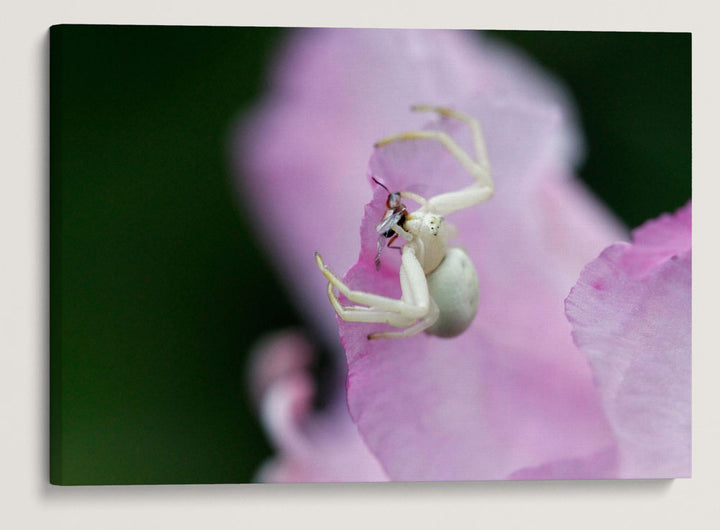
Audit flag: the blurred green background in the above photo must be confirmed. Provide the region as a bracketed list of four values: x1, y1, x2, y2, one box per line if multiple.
[50, 26, 691, 484]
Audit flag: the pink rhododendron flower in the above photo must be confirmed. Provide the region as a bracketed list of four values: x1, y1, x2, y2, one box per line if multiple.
[566, 203, 691, 478]
[237, 28, 589, 344]
[340, 97, 622, 481]
[234, 28, 689, 482]
[247, 330, 386, 482]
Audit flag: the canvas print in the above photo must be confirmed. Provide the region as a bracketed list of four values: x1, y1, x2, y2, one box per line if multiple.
[50, 26, 691, 484]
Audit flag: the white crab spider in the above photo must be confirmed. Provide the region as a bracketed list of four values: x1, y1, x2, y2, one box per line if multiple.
[315, 105, 494, 340]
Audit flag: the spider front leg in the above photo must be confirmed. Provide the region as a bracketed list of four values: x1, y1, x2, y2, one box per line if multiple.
[314, 247, 440, 339]
[375, 106, 494, 216]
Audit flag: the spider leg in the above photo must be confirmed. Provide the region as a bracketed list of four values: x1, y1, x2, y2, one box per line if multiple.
[399, 190, 428, 208]
[411, 105, 490, 173]
[375, 106, 494, 216]
[326, 283, 417, 327]
[390, 222, 412, 241]
[315, 248, 431, 328]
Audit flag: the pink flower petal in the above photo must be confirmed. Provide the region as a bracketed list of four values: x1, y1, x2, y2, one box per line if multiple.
[340, 98, 624, 481]
[249, 330, 387, 482]
[236, 28, 628, 482]
[234, 28, 584, 342]
[507, 446, 619, 480]
[566, 202, 691, 478]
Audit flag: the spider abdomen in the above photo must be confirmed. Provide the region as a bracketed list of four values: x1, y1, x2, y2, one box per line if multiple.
[425, 247, 480, 338]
